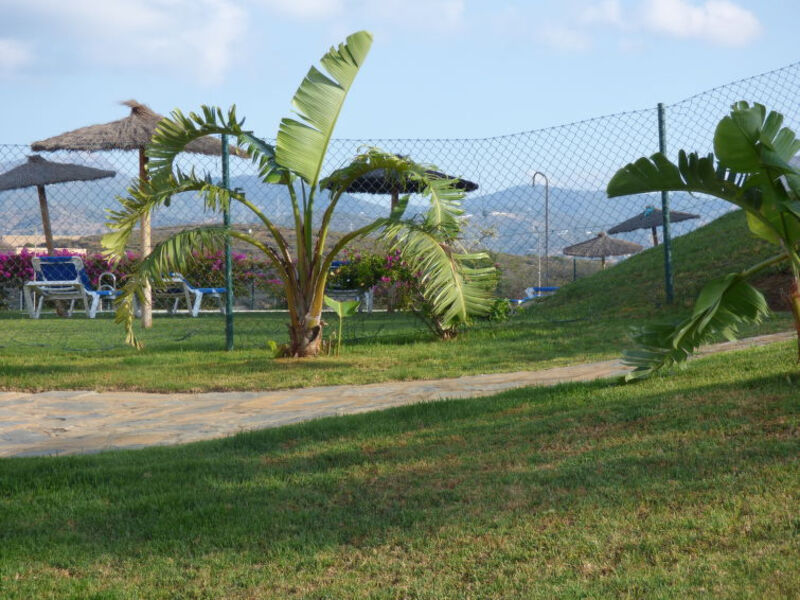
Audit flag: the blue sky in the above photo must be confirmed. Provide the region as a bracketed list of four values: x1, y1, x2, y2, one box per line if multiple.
[0, 0, 798, 144]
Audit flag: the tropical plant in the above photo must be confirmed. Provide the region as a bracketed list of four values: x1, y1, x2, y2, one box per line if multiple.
[103, 31, 495, 356]
[323, 295, 360, 356]
[607, 101, 800, 380]
[381, 209, 499, 339]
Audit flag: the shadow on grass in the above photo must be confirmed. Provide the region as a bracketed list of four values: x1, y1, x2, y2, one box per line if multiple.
[2, 362, 798, 567]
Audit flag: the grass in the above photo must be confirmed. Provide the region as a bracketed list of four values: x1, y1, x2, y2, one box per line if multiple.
[1, 342, 799, 598]
[0, 210, 793, 392]
[542, 209, 785, 319]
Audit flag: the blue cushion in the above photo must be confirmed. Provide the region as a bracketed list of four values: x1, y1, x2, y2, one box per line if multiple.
[195, 287, 226, 294]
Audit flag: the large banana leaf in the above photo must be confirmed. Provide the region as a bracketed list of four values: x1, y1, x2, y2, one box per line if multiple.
[714, 102, 800, 173]
[607, 151, 800, 246]
[607, 150, 744, 204]
[276, 31, 372, 188]
[623, 273, 770, 380]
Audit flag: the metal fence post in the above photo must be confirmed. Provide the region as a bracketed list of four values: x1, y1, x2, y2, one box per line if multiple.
[222, 134, 234, 350]
[657, 103, 675, 304]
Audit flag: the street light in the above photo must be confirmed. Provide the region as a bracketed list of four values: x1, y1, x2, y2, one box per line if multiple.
[532, 171, 549, 286]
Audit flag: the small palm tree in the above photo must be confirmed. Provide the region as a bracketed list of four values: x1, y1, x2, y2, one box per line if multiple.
[607, 101, 800, 379]
[103, 31, 495, 356]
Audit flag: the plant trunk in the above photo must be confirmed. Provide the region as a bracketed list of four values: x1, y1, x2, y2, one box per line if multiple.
[790, 277, 800, 361]
[287, 320, 324, 357]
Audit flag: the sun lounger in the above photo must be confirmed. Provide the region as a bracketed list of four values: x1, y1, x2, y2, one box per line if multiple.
[24, 256, 120, 318]
[153, 274, 227, 317]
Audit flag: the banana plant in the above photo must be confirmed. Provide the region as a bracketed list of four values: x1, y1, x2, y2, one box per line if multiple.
[103, 31, 495, 356]
[323, 295, 360, 356]
[607, 101, 800, 380]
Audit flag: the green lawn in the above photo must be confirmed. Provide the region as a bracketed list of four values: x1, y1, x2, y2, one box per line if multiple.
[2, 342, 798, 598]
[1, 210, 795, 392]
[1, 308, 791, 392]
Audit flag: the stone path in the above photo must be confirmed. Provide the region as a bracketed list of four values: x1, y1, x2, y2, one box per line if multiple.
[0, 332, 792, 458]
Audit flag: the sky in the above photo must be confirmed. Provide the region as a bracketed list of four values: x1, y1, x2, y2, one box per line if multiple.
[0, 0, 798, 145]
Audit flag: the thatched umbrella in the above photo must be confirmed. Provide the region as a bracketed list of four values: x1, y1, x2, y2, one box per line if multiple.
[0, 155, 115, 253]
[563, 232, 643, 269]
[327, 159, 478, 211]
[32, 100, 238, 327]
[608, 205, 699, 246]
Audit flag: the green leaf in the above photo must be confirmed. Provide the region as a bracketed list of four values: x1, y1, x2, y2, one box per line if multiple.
[382, 224, 495, 327]
[324, 295, 360, 317]
[623, 273, 769, 381]
[276, 31, 373, 188]
[745, 211, 781, 244]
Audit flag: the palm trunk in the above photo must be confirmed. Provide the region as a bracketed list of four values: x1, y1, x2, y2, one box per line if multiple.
[287, 320, 324, 357]
[790, 277, 800, 361]
[285, 272, 326, 357]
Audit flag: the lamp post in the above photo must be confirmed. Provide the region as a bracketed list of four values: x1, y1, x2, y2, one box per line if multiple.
[532, 171, 549, 286]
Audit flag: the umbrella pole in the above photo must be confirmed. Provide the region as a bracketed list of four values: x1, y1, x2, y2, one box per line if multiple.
[36, 185, 55, 254]
[391, 190, 398, 213]
[139, 149, 153, 329]
[651, 226, 659, 246]
[601, 256, 606, 270]
[37, 183, 67, 316]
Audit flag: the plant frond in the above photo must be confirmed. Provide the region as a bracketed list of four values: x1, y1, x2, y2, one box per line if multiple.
[114, 226, 229, 348]
[382, 223, 495, 326]
[276, 31, 372, 188]
[237, 132, 294, 185]
[147, 105, 246, 185]
[103, 172, 246, 260]
[623, 273, 770, 381]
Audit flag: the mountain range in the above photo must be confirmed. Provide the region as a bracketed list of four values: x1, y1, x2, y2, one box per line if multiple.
[0, 171, 731, 255]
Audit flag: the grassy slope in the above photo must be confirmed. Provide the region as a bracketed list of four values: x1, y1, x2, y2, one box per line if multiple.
[0, 210, 792, 392]
[1, 343, 798, 598]
[536, 209, 781, 319]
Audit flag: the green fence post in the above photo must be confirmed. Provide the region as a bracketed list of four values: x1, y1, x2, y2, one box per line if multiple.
[222, 134, 234, 350]
[657, 103, 674, 304]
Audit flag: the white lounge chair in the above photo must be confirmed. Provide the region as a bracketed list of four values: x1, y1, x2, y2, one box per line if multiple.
[153, 274, 227, 317]
[24, 256, 120, 319]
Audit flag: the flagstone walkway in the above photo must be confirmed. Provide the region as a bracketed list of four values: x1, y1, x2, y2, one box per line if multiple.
[0, 332, 792, 458]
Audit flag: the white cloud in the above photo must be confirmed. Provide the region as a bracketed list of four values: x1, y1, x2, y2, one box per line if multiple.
[539, 26, 592, 52]
[257, 0, 465, 31]
[258, 0, 344, 19]
[356, 0, 466, 31]
[642, 0, 761, 46]
[580, 0, 624, 27]
[0, 38, 33, 75]
[3, 0, 247, 85]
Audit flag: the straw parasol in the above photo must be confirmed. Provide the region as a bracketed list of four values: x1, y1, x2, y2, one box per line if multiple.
[0, 155, 115, 253]
[563, 232, 643, 269]
[32, 100, 239, 327]
[608, 205, 699, 246]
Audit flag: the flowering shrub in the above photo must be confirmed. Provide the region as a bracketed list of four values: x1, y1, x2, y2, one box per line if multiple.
[327, 249, 388, 290]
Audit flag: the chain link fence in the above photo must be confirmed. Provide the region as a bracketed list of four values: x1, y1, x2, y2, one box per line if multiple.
[2, 60, 799, 348]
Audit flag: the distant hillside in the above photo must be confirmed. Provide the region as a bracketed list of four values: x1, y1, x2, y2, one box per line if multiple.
[461, 184, 733, 254]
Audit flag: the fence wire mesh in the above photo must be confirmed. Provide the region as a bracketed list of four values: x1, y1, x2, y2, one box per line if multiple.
[2, 60, 800, 350]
